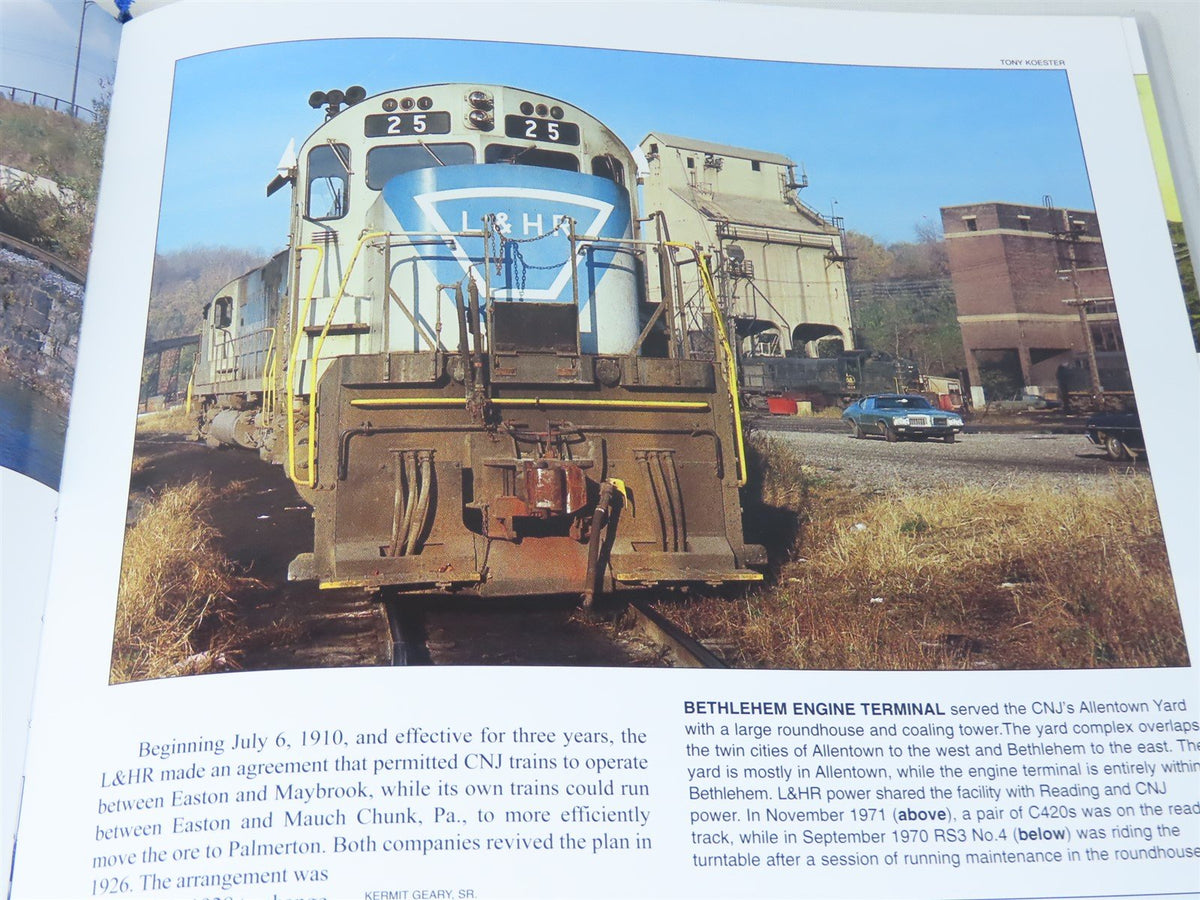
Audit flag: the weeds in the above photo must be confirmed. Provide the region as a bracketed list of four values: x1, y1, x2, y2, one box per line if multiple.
[135, 405, 197, 437]
[111, 481, 241, 682]
[670, 462, 1186, 671]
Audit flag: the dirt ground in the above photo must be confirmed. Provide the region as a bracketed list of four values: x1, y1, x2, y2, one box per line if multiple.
[128, 436, 390, 673]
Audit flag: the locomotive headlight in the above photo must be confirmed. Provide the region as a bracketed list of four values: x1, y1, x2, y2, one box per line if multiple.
[468, 90, 493, 110]
[467, 109, 494, 130]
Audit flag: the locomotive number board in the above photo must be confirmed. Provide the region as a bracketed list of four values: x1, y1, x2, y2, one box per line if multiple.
[364, 111, 452, 137]
[503, 115, 581, 145]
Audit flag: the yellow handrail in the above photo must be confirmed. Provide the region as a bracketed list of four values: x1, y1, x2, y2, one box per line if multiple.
[286, 244, 325, 485]
[350, 397, 711, 411]
[300, 231, 390, 486]
[260, 328, 277, 419]
[664, 242, 748, 487]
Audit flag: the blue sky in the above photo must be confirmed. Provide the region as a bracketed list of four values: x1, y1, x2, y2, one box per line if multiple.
[155, 37, 1095, 254]
[0, 1, 122, 114]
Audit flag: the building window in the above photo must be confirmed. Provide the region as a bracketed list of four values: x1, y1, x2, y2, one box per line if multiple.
[963, 216, 978, 232]
[1091, 322, 1125, 352]
[686, 157, 695, 169]
[1071, 218, 1089, 235]
[1017, 215, 1031, 231]
[751, 160, 761, 172]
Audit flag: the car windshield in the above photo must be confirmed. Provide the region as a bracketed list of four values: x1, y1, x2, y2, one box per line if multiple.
[876, 396, 933, 410]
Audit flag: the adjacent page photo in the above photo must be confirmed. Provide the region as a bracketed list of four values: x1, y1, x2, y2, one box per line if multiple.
[10, 3, 1198, 899]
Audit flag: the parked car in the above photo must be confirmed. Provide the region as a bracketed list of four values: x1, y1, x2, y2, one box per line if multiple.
[842, 394, 965, 443]
[1085, 411, 1145, 461]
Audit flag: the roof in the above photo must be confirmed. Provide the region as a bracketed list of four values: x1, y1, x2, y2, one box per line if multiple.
[940, 201, 1097, 216]
[641, 132, 794, 168]
[669, 188, 835, 234]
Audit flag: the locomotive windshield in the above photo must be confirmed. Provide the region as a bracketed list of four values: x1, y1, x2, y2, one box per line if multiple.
[484, 144, 579, 172]
[306, 143, 349, 219]
[365, 143, 475, 189]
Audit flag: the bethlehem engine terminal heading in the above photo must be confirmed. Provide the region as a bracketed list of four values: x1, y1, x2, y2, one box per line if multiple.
[683, 701, 946, 716]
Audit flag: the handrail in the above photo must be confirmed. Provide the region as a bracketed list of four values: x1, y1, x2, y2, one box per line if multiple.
[303, 230, 390, 485]
[287, 243, 326, 485]
[664, 242, 748, 487]
[261, 328, 277, 419]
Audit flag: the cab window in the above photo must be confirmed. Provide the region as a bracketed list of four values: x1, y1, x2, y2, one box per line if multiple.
[591, 155, 624, 185]
[213, 297, 233, 329]
[306, 144, 350, 219]
[366, 143, 475, 189]
[484, 144, 579, 172]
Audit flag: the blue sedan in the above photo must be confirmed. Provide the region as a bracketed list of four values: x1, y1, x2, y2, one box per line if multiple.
[842, 394, 964, 443]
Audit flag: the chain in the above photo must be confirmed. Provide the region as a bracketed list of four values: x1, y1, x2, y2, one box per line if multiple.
[484, 215, 574, 299]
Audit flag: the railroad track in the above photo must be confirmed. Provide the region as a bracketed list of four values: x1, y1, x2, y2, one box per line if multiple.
[0, 232, 86, 284]
[381, 594, 727, 669]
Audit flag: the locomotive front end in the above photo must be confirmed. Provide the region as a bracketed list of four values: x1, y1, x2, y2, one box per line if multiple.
[204, 83, 763, 601]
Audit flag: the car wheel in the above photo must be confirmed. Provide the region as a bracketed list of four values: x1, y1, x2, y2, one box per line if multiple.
[852, 422, 865, 439]
[1104, 434, 1131, 461]
[943, 433, 956, 444]
[884, 424, 900, 443]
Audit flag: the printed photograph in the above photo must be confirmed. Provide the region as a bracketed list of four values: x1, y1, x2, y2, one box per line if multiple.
[112, 36, 1189, 682]
[0, 1, 120, 488]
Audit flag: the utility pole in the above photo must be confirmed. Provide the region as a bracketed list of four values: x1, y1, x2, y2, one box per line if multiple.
[70, 0, 97, 115]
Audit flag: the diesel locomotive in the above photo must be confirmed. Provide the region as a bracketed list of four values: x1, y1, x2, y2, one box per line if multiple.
[190, 83, 764, 602]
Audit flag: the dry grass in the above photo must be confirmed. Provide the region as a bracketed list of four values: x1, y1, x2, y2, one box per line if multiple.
[668, 439, 1187, 670]
[111, 481, 241, 683]
[135, 405, 197, 437]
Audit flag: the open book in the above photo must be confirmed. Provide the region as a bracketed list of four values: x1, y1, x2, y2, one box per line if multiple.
[4, 2, 1197, 897]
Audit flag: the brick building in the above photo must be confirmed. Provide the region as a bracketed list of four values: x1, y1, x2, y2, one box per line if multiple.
[941, 202, 1121, 404]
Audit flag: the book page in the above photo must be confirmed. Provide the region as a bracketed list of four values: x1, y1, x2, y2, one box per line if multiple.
[10, 3, 1198, 898]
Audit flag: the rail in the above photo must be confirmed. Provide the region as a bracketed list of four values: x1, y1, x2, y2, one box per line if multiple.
[0, 85, 96, 120]
[665, 242, 748, 487]
[261, 328, 277, 419]
[286, 230, 747, 487]
[286, 243, 326, 485]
